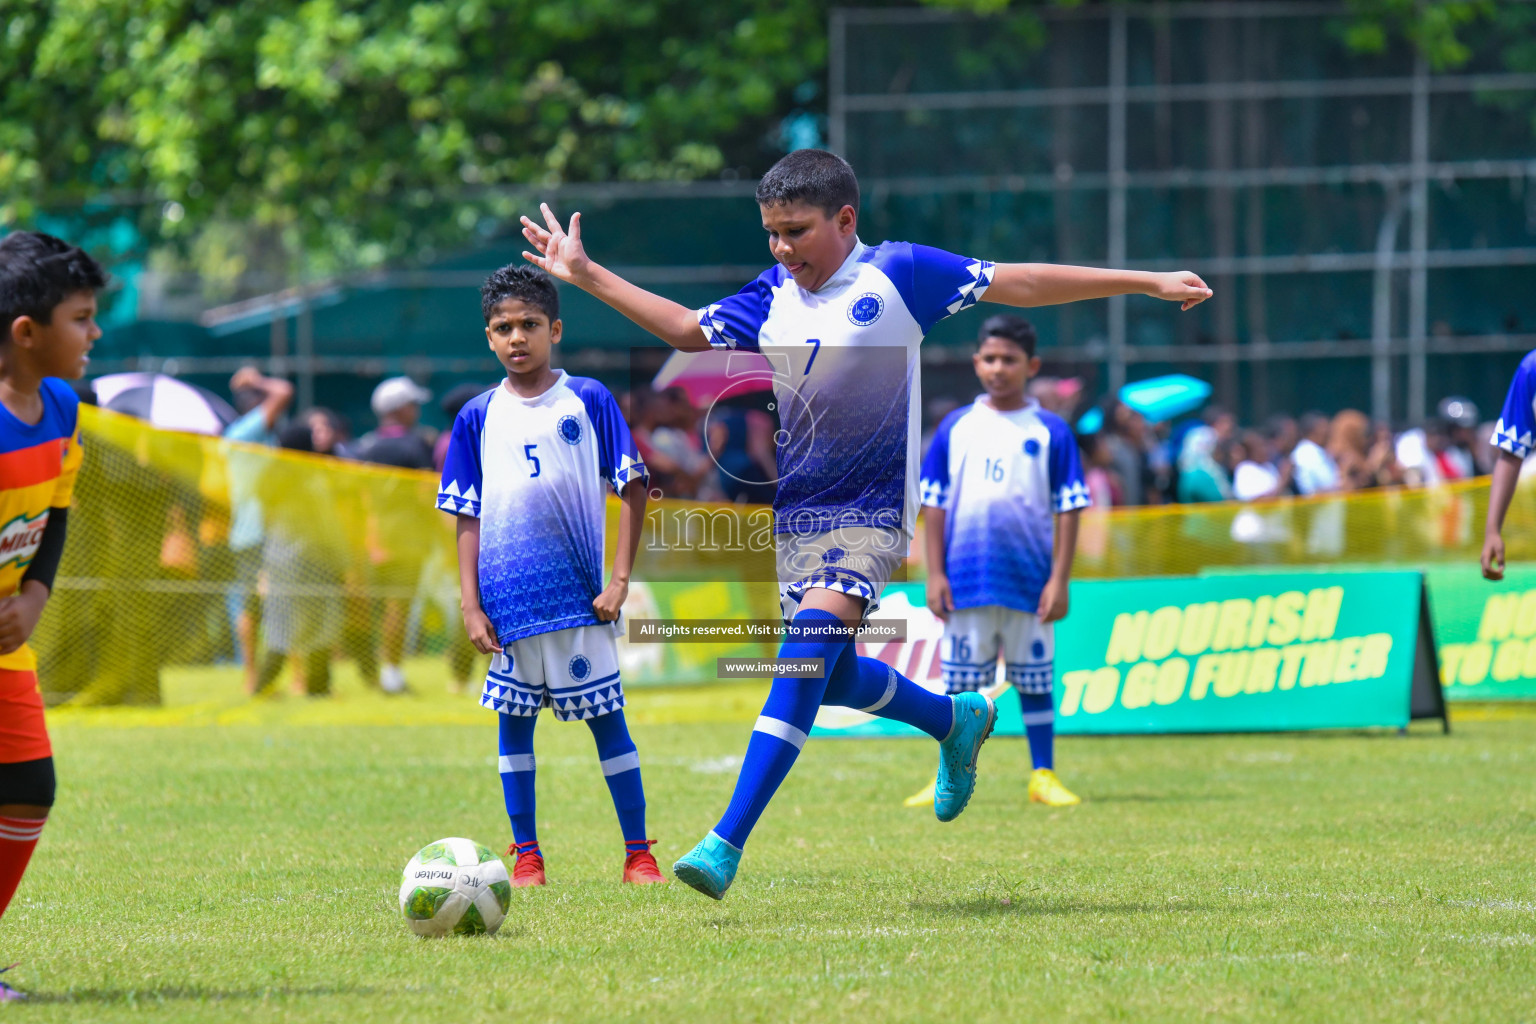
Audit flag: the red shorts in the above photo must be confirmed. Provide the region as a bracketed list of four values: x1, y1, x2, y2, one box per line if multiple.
[0, 669, 51, 763]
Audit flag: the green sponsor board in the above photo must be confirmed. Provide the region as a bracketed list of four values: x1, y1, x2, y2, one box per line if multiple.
[1055, 572, 1441, 733]
[1203, 563, 1536, 701]
[814, 573, 1446, 739]
[1423, 565, 1536, 700]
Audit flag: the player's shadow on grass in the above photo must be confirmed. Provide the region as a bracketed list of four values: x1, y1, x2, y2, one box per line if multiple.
[26, 984, 376, 1005]
[909, 898, 1213, 919]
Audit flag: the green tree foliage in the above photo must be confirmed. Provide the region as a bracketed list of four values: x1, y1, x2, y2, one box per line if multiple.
[0, 0, 829, 277]
[0, 0, 1529, 281]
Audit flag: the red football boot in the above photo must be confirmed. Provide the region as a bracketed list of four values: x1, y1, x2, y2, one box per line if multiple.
[622, 840, 666, 885]
[509, 841, 546, 887]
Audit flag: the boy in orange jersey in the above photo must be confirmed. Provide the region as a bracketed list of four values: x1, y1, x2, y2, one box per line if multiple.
[0, 231, 104, 1001]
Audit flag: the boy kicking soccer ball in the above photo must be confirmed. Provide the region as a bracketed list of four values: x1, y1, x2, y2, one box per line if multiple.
[0, 232, 105, 1000]
[520, 149, 1209, 900]
[439, 265, 663, 887]
[919, 314, 1087, 808]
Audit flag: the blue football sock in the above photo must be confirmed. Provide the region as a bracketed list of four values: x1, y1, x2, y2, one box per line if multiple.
[824, 654, 954, 742]
[496, 712, 539, 855]
[1018, 690, 1054, 771]
[586, 709, 648, 848]
[713, 609, 845, 849]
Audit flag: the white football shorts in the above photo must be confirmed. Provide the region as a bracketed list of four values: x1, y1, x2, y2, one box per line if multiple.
[940, 605, 1054, 695]
[478, 623, 624, 722]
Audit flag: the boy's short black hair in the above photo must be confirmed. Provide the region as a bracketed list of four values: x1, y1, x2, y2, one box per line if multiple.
[978, 314, 1037, 358]
[0, 231, 107, 341]
[756, 149, 860, 217]
[481, 263, 558, 323]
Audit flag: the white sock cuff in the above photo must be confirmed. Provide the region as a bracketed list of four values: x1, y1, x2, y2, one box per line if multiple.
[600, 750, 641, 776]
[1021, 709, 1054, 726]
[497, 753, 536, 773]
[753, 714, 809, 750]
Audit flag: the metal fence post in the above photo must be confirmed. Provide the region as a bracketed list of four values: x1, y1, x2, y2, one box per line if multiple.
[1408, 53, 1430, 424]
[1108, 6, 1128, 394]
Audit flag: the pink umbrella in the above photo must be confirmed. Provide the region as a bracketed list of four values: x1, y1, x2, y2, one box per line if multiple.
[651, 349, 781, 407]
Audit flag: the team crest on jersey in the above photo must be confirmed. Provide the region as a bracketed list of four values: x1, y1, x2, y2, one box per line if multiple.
[0, 510, 48, 569]
[1023, 438, 1041, 456]
[557, 414, 583, 445]
[847, 292, 884, 326]
[568, 654, 592, 682]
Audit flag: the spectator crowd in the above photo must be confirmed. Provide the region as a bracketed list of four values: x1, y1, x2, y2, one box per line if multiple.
[1057, 391, 1493, 510]
[236, 367, 1503, 514]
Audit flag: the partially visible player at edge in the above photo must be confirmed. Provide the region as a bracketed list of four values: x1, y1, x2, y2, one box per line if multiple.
[0, 232, 104, 1000]
[521, 149, 1211, 900]
[438, 265, 665, 887]
[917, 314, 1087, 809]
[1481, 349, 1536, 580]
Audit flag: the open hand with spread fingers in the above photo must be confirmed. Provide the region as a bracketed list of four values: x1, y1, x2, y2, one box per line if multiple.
[1150, 271, 1214, 311]
[521, 203, 591, 286]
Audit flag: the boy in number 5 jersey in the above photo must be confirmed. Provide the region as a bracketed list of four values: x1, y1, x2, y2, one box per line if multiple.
[438, 265, 663, 887]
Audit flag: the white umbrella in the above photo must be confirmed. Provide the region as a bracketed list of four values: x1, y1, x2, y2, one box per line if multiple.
[93, 373, 238, 436]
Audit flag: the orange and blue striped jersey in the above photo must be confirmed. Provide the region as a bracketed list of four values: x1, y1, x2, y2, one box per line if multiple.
[0, 378, 82, 670]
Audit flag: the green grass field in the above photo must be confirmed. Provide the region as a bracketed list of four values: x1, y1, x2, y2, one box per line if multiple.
[7, 662, 1536, 1022]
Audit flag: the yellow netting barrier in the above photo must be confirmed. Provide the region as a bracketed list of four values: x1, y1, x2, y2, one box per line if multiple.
[32, 406, 1531, 704]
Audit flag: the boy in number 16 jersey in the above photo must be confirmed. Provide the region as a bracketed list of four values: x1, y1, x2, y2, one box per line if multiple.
[438, 265, 663, 887]
[919, 315, 1089, 808]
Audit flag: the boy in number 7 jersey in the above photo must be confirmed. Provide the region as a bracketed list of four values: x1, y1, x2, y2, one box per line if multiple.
[520, 149, 1210, 899]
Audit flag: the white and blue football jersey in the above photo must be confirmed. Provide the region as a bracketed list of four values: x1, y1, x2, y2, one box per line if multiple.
[698, 240, 994, 537]
[437, 372, 647, 645]
[920, 397, 1090, 614]
[1492, 349, 1536, 459]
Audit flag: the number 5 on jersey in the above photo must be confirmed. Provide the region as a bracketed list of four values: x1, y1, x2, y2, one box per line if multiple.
[524, 443, 541, 478]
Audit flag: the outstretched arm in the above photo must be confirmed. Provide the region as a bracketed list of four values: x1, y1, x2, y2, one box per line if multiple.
[522, 204, 709, 351]
[985, 263, 1212, 311]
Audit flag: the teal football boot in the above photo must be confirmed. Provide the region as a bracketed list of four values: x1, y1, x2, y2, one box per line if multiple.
[672, 832, 743, 900]
[934, 691, 997, 822]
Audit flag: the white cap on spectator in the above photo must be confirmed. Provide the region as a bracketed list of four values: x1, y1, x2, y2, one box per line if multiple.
[372, 376, 432, 417]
